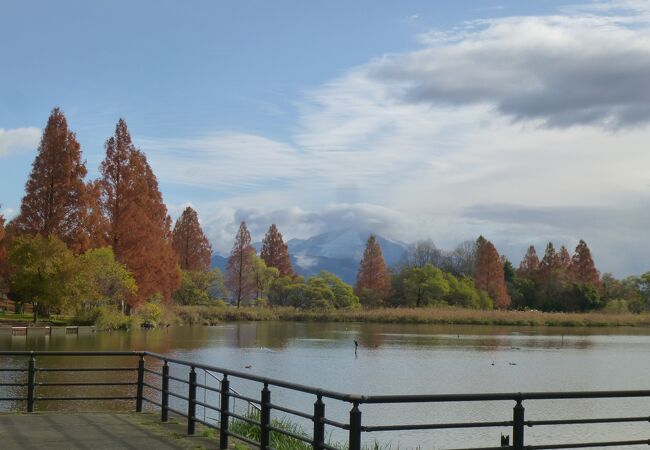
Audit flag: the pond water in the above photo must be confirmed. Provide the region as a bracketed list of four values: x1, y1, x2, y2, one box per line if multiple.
[2, 322, 650, 449]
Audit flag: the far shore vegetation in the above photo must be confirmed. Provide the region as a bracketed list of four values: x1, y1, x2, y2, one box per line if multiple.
[1, 108, 649, 331]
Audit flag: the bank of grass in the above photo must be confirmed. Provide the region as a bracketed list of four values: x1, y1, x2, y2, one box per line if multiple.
[0, 311, 70, 326]
[173, 304, 650, 328]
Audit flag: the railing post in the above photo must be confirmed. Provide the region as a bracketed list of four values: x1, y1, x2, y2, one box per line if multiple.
[219, 375, 230, 450]
[513, 398, 525, 450]
[260, 383, 271, 450]
[349, 402, 362, 450]
[313, 394, 325, 450]
[188, 366, 197, 435]
[161, 361, 169, 422]
[136, 354, 144, 412]
[27, 353, 35, 412]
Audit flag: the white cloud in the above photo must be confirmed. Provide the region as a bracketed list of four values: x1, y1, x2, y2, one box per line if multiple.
[0, 127, 40, 158]
[152, 2, 650, 276]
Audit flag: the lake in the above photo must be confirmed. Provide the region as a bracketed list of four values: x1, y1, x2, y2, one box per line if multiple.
[2, 322, 650, 449]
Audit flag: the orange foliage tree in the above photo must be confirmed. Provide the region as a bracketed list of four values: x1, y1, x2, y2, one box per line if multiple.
[0, 211, 6, 279]
[99, 119, 180, 309]
[571, 240, 600, 287]
[260, 224, 294, 277]
[355, 235, 391, 306]
[517, 245, 539, 278]
[172, 206, 212, 271]
[225, 221, 256, 307]
[558, 245, 572, 272]
[474, 236, 511, 309]
[10, 108, 94, 252]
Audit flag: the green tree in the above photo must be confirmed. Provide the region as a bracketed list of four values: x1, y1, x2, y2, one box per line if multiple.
[173, 269, 226, 305]
[78, 247, 137, 313]
[268, 276, 297, 307]
[8, 235, 79, 322]
[316, 271, 360, 309]
[249, 256, 279, 301]
[401, 264, 450, 307]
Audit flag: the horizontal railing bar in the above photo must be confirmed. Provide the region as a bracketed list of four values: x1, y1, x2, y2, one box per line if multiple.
[166, 405, 187, 418]
[321, 444, 340, 450]
[268, 424, 313, 445]
[194, 381, 221, 394]
[322, 417, 350, 430]
[143, 381, 162, 392]
[363, 420, 513, 432]
[192, 398, 220, 412]
[0, 368, 28, 372]
[0, 351, 144, 356]
[0, 383, 27, 387]
[35, 396, 136, 401]
[226, 430, 261, 447]
[229, 391, 261, 405]
[193, 416, 220, 430]
[143, 368, 161, 376]
[143, 397, 162, 408]
[37, 367, 136, 372]
[37, 381, 137, 387]
[0, 397, 27, 401]
[528, 439, 650, 449]
[228, 410, 261, 426]
[445, 447, 510, 450]
[145, 351, 355, 402]
[166, 374, 189, 384]
[267, 402, 314, 421]
[527, 416, 650, 426]
[166, 390, 190, 402]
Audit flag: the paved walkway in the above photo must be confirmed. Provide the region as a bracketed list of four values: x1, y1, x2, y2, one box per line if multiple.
[0, 412, 230, 449]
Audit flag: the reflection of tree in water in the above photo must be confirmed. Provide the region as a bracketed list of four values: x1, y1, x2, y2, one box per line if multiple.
[355, 324, 386, 349]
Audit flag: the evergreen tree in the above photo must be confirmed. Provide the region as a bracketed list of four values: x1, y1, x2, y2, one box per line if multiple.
[572, 240, 600, 287]
[355, 235, 391, 306]
[473, 236, 511, 309]
[172, 206, 212, 271]
[10, 108, 91, 252]
[517, 245, 540, 278]
[225, 221, 256, 307]
[260, 224, 294, 277]
[99, 119, 180, 309]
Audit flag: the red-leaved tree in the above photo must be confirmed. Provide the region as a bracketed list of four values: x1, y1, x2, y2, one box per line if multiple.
[355, 235, 391, 306]
[10, 108, 93, 252]
[172, 207, 212, 271]
[260, 224, 294, 277]
[571, 240, 600, 287]
[225, 221, 256, 307]
[517, 245, 540, 278]
[474, 236, 511, 309]
[99, 119, 180, 309]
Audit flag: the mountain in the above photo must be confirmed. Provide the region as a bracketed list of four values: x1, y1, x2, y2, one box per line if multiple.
[211, 228, 408, 285]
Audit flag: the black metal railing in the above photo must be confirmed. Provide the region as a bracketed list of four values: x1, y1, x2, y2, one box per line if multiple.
[1, 350, 650, 449]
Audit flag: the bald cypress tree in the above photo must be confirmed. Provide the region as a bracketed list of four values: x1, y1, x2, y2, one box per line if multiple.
[474, 236, 511, 309]
[99, 119, 180, 309]
[355, 235, 391, 306]
[558, 245, 573, 272]
[517, 245, 540, 278]
[172, 207, 212, 271]
[260, 224, 294, 277]
[572, 240, 600, 287]
[0, 211, 6, 280]
[225, 222, 256, 307]
[10, 108, 91, 252]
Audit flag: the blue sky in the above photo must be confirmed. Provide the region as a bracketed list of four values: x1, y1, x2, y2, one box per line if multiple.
[2, 0, 650, 276]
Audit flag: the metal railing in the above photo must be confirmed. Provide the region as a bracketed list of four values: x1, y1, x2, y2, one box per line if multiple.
[1, 350, 650, 449]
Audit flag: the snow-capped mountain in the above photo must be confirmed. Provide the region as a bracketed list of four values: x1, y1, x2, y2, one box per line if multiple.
[212, 228, 408, 285]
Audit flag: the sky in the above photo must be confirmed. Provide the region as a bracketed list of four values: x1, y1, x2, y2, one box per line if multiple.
[1, 0, 649, 277]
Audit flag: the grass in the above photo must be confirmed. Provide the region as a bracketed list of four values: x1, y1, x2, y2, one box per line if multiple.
[229, 411, 419, 450]
[0, 311, 71, 326]
[173, 304, 650, 328]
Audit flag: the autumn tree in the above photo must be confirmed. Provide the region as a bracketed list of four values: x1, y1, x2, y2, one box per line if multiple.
[260, 224, 294, 277]
[10, 108, 92, 252]
[517, 246, 540, 278]
[172, 206, 212, 271]
[0, 211, 6, 289]
[558, 245, 573, 272]
[225, 221, 256, 307]
[473, 236, 511, 309]
[572, 240, 600, 287]
[99, 119, 180, 309]
[355, 235, 391, 307]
